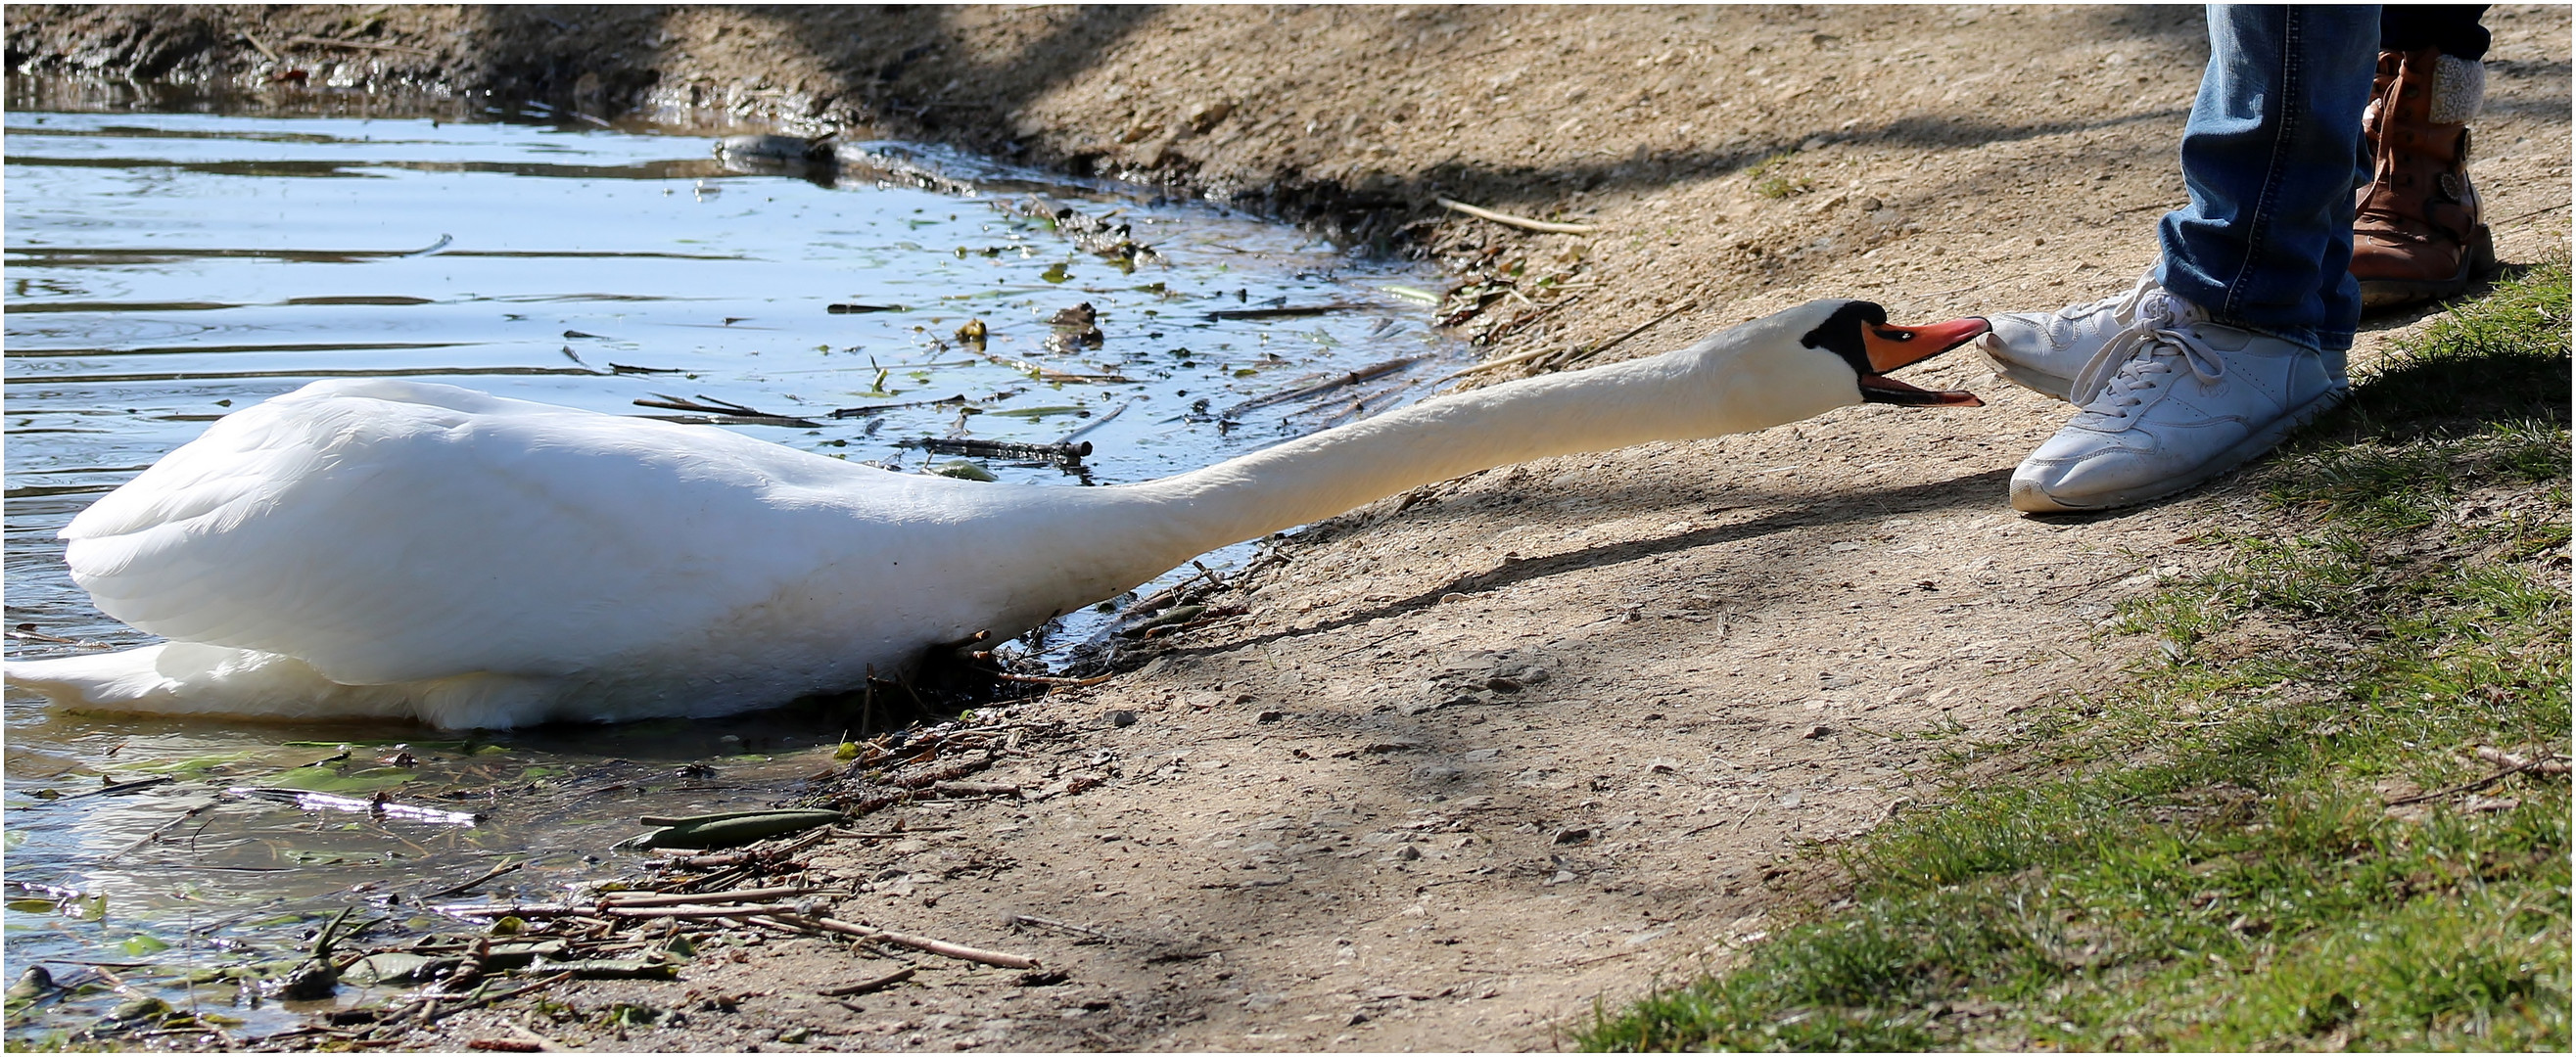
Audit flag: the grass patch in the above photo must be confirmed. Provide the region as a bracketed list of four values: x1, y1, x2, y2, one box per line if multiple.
[1747, 151, 1812, 200]
[1582, 262, 2571, 1051]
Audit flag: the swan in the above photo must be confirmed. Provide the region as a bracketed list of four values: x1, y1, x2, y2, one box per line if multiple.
[5, 299, 1987, 730]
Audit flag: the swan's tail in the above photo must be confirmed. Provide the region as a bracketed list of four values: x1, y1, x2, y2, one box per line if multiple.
[5, 643, 418, 721]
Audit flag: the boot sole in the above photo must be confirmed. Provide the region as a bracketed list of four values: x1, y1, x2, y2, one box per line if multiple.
[2009, 384, 2352, 515]
[2359, 225, 2498, 311]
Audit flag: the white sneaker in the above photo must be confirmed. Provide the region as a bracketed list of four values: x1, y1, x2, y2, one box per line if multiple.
[2009, 294, 2349, 514]
[1976, 271, 2175, 401]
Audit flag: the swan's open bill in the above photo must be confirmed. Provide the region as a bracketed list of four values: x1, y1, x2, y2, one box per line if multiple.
[6, 299, 1986, 729]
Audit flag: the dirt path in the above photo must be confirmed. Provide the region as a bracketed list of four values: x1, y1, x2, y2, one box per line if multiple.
[9, 6, 2570, 1051]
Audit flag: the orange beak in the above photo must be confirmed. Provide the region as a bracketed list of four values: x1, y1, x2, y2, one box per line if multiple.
[1856, 316, 1989, 407]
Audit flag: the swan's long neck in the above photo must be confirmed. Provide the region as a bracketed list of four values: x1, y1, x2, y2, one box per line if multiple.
[1121, 327, 1857, 555]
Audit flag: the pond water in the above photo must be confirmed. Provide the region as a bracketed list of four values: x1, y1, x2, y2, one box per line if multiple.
[1, 88, 1467, 1040]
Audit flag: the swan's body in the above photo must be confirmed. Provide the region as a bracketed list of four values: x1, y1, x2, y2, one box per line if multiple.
[6, 299, 1984, 728]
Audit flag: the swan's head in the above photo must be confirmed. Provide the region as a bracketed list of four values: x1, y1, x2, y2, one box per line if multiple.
[1791, 299, 1989, 407]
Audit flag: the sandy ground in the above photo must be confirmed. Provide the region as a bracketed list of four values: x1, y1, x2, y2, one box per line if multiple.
[8, 5, 2571, 1052]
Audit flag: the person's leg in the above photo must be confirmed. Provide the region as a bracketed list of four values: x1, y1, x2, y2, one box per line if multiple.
[1971, 6, 2382, 400]
[2153, 5, 2379, 357]
[2005, 6, 2379, 514]
[2351, 5, 2494, 310]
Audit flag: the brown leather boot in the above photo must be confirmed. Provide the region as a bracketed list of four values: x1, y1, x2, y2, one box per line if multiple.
[2351, 47, 2495, 312]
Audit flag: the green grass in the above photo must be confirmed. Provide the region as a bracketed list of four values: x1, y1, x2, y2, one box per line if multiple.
[1582, 262, 2571, 1051]
[1747, 152, 1812, 200]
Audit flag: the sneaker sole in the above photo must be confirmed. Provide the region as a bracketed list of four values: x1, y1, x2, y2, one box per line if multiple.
[2009, 384, 2352, 515]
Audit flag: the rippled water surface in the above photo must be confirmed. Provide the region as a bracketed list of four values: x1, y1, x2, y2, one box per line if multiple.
[2, 95, 1466, 1039]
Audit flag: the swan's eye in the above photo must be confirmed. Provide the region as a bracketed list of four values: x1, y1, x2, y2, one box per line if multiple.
[1873, 328, 1915, 342]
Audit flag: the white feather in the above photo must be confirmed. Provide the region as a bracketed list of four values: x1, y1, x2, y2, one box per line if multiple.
[8, 300, 1948, 728]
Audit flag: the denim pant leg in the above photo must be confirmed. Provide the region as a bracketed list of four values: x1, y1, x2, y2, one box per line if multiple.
[2154, 5, 2379, 356]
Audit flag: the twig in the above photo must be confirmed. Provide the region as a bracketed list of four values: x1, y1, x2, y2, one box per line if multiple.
[1561, 947, 1652, 968]
[5, 627, 114, 648]
[427, 902, 580, 918]
[632, 394, 820, 427]
[241, 30, 282, 64]
[1003, 912, 1109, 939]
[118, 799, 221, 853]
[2477, 746, 2570, 774]
[1327, 627, 1419, 661]
[1446, 299, 1695, 381]
[990, 670, 1117, 687]
[1203, 302, 1366, 321]
[1221, 356, 1425, 419]
[660, 851, 753, 870]
[2385, 751, 2567, 806]
[744, 914, 824, 938]
[1484, 291, 1584, 345]
[600, 903, 803, 919]
[1437, 342, 1563, 382]
[1684, 803, 1766, 838]
[2053, 564, 2148, 602]
[285, 34, 436, 56]
[817, 965, 917, 996]
[599, 886, 821, 907]
[421, 972, 575, 1026]
[909, 436, 1093, 462]
[1544, 298, 1698, 372]
[1704, 804, 1762, 836]
[2111, 200, 2188, 216]
[1122, 561, 1220, 618]
[1435, 197, 1599, 235]
[1055, 398, 1131, 445]
[635, 413, 823, 428]
[2492, 200, 2573, 226]
[419, 861, 522, 901]
[770, 913, 1039, 969]
[48, 776, 174, 802]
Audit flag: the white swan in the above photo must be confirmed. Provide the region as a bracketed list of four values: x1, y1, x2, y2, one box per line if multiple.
[5, 299, 1986, 729]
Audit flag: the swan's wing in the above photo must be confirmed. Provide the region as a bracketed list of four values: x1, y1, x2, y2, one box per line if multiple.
[63, 380, 878, 684]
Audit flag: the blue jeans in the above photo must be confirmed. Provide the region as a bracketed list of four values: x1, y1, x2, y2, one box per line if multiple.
[2154, 5, 2380, 356]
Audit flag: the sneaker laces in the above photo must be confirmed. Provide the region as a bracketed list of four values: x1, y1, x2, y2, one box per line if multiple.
[2032, 271, 2168, 350]
[2065, 295, 2225, 417]
[2049, 271, 2161, 324]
